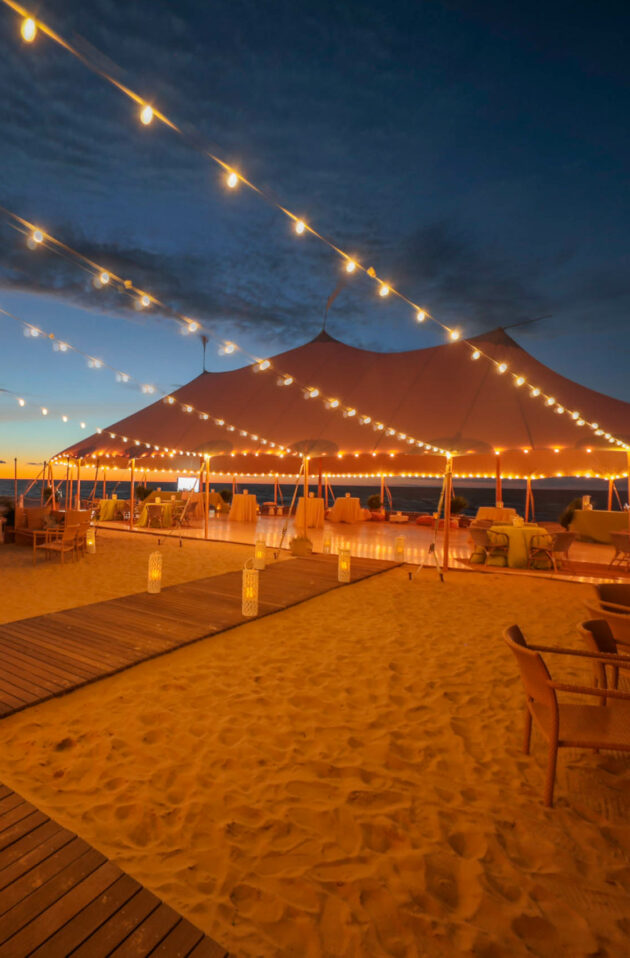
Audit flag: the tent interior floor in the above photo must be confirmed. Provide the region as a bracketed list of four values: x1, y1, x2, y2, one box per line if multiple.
[96, 516, 626, 584]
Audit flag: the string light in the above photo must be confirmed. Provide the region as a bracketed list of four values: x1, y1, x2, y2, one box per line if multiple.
[140, 104, 153, 125]
[449, 329, 460, 341]
[345, 260, 357, 273]
[497, 363, 508, 374]
[20, 16, 36, 42]
[99, 271, 110, 285]
[515, 376, 525, 386]
[379, 284, 390, 298]
[471, 350, 480, 360]
[294, 220, 306, 235]
[226, 171, 239, 189]
[416, 311, 426, 323]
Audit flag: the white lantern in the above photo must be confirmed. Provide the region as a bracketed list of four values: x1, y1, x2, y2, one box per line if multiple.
[147, 551, 163, 593]
[322, 534, 332, 554]
[338, 548, 351, 583]
[254, 535, 267, 570]
[242, 559, 259, 616]
[394, 535, 406, 561]
[86, 527, 96, 554]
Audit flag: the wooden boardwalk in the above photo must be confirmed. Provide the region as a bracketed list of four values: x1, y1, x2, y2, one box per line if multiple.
[0, 555, 396, 719]
[0, 783, 226, 957]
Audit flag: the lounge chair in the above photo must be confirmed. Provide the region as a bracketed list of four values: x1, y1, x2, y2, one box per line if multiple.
[579, 619, 630, 693]
[503, 625, 630, 806]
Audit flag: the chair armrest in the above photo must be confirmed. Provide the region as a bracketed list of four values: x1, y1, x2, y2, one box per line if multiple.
[527, 643, 630, 664]
[598, 601, 630, 614]
[549, 682, 630, 701]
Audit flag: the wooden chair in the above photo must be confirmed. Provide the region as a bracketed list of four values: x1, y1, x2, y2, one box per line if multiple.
[609, 531, 630, 571]
[579, 619, 630, 692]
[40, 524, 80, 564]
[74, 520, 92, 557]
[503, 625, 630, 806]
[584, 584, 630, 649]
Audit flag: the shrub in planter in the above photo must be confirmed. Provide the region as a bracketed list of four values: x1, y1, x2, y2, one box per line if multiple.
[290, 535, 313, 556]
[135, 486, 152, 502]
[559, 497, 582, 530]
[220, 489, 233, 504]
[367, 493, 382, 511]
[450, 495, 468, 515]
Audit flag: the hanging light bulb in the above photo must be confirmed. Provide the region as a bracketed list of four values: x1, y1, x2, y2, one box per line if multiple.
[80, 421, 86, 429]
[30, 229, 44, 247]
[62, 415, 68, 422]
[140, 104, 154, 125]
[21, 17, 37, 42]
[295, 219, 306, 235]
[416, 310, 426, 323]
[345, 259, 357, 273]
[226, 171, 239, 188]
[497, 363, 508, 374]
[530, 387, 540, 397]
[379, 284, 390, 297]
[449, 329, 460, 341]
[471, 350, 481, 360]
[17, 398, 25, 407]
[41, 407, 48, 416]
[100, 271, 110, 285]
[515, 376, 525, 386]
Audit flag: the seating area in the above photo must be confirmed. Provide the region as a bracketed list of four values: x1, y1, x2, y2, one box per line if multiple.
[10, 504, 93, 564]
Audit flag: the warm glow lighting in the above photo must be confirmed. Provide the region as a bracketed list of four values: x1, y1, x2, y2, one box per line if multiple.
[338, 548, 351, 583]
[140, 104, 154, 125]
[187, 321, 199, 333]
[471, 350, 480, 360]
[18, 398, 25, 406]
[21, 17, 37, 42]
[147, 551, 163, 593]
[242, 560, 259, 616]
[226, 171, 239, 188]
[253, 537, 267, 571]
[498, 363, 507, 374]
[546, 397, 555, 406]
[379, 284, 390, 297]
[345, 259, 357, 273]
[416, 310, 426, 323]
[31, 229, 44, 245]
[140, 294, 151, 308]
[257, 360, 271, 371]
[516, 376, 525, 386]
[449, 329, 460, 341]
[99, 271, 110, 285]
[295, 219, 306, 234]
[531, 388, 540, 397]
[41, 407, 48, 415]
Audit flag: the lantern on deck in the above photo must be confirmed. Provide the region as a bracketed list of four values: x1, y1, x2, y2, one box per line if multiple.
[322, 533, 332, 554]
[147, 551, 163, 593]
[338, 548, 351, 583]
[86, 526, 96, 554]
[242, 559, 259, 616]
[254, 535, 267, 570]
[394, 535, 406, 562]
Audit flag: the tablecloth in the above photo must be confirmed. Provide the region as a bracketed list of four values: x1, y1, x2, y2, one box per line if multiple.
[295, 497, 325, 529]
[98, 499, 128, 521]
[229, 493, 257, 522]
[489, 524, 550, 568]
[137, 502, 173, 528]
[570, 509, 630, 544]
[327, 497, 363, 523]
[476, 506, 517, 524]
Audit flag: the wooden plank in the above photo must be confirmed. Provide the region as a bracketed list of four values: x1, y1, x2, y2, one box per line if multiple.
[0, 860, 120, 956]
[0, 812, 49, 855]
[0, 836, 93, 919]
[146, 919, 204, 957]
[0, 822, 68, 882]
[107, 902, 180, 956]
[187, 937, 230, 957]
[70, 888, 161, 957]
[27, 874, 141, 958]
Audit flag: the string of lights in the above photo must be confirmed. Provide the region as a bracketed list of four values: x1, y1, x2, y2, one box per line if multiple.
[2, 4, 628, 456]
[2, 208, 453, 457]
[0, 302, 290, 454]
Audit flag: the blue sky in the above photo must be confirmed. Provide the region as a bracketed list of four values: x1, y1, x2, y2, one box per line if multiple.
[1, 0, 629, 466]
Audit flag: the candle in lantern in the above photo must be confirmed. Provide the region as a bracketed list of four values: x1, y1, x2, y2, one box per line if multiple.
[322, 534, 332, 554]
[86, 527, 96, 554]
[254, 535, 267, 570]
[147, 551, 163, 593]
[394, 535, 406, 561]
[242, 559, 259, 616]
[338, 548, 351, 583]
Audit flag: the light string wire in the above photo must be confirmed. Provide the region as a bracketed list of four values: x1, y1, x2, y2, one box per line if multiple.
[0, 0, 460, 340]
[0, 301, 291, 455]
[3, 204, 628, 457]
[2, 3, 627, 452]
[2, 209, 452, 458]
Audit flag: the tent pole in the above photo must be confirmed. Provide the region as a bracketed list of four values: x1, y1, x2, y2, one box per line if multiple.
[274, 475, 278, 506]
[75, 461, 81, 510]
[129, 460, 135, 531]
[442, 457, 453, 572]
[65, 461, 70, 511]
[495, 454, 502, 508]
[204, 458, 210, 540]
[380, 474, 385, 513]
[303, 455, 309, 537]
[608, 477, 613, 511]
[41, 461, 47, 505]
[14, 458, 18, 508]
[317, 462, 322, 499]
[525, 476, 531, 522]
[102, 472, 106, 498]
[627, 451, 630, 530]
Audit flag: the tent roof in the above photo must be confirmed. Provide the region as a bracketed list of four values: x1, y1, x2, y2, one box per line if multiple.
[57, 327, 630, 475]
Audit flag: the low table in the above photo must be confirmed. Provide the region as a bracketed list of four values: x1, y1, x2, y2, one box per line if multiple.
[328, 497, 363, 523]
[489, 524, 550, 568]
[296, 497, 325, 529]
[229, 493, 257, 522]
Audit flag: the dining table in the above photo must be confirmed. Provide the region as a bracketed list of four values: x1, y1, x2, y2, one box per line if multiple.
[327, 497, 363, 523]
[295, 496, 325, 529]
[488, 523, 551, 568]
[228, 493, 257, 522]
[137, 501, 174, 528]
[98, 499, 128, 521]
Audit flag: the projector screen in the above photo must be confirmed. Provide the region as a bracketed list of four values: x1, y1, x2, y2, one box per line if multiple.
[177, 476, 199, 492]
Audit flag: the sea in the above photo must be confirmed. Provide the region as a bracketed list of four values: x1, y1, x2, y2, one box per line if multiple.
[2, 477, 625, 522]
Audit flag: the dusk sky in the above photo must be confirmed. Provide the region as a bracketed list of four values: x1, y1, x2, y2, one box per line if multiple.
[1, 0, 629, 470]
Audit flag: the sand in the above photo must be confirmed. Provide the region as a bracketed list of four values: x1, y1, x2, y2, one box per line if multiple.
[0, 555, 629, 957]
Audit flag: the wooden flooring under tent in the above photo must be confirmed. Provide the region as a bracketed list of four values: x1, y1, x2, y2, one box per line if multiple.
[0, 783, 227, 957]
[0, 554, 397, 720]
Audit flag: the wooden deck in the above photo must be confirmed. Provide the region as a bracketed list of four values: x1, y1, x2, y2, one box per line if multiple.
[0, 782, 226, 957]
[0, 555, 396, 719]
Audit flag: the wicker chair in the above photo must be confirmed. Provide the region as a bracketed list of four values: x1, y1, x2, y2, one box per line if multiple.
[469, 528, 509, 565]
[504, 625, 630, 806]
[584, 584, 630, 649]
[579, 619, 630, 693]
[528, 531, 575, 571]
[609, 531, 630, 571]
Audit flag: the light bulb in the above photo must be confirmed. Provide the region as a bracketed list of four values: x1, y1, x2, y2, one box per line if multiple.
[472, 350, 480, 360]
[226, 171, 239, 188]
[18, 398, 25, 407]
[449, 329, 460, 341]
[379, 284, 390, 297]
[41, 407, 48, 416]
[416, 310, 426, 323]
[21, 17, 36, 42]
[498, 363, 507, 374]
[531, 388, 540, 397]
[345, 259, 356, 273]
[140, 104, 153, 125]
[516, 376, 525, 386]
[32, 229, 44, 245]
[295, 220, 306, 235]
[100, 271, 110, 285]
[257, 360, 271, 371]
[80, 421, 86, 429]
[141, 294, 151, 308]
[62, 415, 68, 422]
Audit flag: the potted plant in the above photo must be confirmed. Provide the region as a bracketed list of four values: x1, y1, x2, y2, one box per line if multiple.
[559, 497, 582, 530]
[450, 495, 469, 527]
[289, 535, 313, 556]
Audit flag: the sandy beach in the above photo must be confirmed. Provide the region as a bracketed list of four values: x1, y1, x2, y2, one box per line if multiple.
[0, 541, 629, 957]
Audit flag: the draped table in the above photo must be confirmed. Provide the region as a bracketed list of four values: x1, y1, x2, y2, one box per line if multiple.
[228, 493, 257, 522]
[98, 499, 129, 521]
[137, 502, 174, 528]
[327, 497, 363, 523]
[295, 496, 325, 529]
[570, 509, 630, 544]
[488, 523, 550, 568]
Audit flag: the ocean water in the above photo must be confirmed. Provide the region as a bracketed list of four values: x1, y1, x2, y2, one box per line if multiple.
[1, 478, 623, 522]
